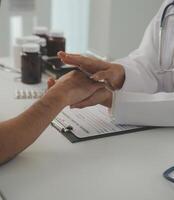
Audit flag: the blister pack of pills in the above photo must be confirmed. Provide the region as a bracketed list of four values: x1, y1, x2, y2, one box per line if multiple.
[15, 89, 45, 99]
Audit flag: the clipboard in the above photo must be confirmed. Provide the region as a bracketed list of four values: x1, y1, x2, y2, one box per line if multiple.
[51, 105, 154, 143]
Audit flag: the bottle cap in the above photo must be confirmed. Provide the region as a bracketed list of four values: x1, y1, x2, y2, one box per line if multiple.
[49, 30, 64, 38]
[33, 26, 48, 35]
[39, 38, 47, 47]
[22, 43, 40, 53]
[24, 36, 41, 44]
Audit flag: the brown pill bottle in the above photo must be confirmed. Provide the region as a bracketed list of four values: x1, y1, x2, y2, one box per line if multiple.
[21, 43, 42, 84]
[33, 26, 49, 41]
[47, 31, 66, 57]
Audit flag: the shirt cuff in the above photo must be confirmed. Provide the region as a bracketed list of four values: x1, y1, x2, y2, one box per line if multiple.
[109, 91, 123, 121]
[114, 59, 145, 93]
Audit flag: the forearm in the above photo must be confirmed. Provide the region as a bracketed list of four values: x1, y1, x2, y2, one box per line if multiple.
[0, 70, 103, 165]
[0, 88, 65, 165]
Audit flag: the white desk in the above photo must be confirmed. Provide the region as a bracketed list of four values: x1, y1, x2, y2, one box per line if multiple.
[0, 59, 174, 200]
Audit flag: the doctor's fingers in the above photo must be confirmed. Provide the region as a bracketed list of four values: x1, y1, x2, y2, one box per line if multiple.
[70, 96, 96, 109]
[71, 88, 111, 109]
[58, 51, 81, 59]
[58, 52, 109, 73]
[58, 51, 85, 66]
[91, 70, 124, 90]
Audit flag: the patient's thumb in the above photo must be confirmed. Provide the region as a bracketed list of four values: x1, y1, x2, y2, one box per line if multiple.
[47, 78, 56, 89]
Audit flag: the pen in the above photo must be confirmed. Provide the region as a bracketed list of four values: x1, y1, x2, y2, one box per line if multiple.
[0, 64, 20, 74]
[78, 67, 114, 92]
[50, 63, 115, 92]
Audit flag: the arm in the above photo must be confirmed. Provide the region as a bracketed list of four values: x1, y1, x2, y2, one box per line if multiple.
[0, 91, 65, 165]
[0, 71, 103, 165]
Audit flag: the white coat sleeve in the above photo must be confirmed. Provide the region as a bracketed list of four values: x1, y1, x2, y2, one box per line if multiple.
[112, 91, 174, 127]
[111, 0, 174, 126]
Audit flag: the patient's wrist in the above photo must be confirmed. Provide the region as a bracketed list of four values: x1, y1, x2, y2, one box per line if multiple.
[42, 86, 68, 110]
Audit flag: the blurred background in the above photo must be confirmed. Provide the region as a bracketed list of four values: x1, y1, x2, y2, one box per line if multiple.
[0, 0, 163, 60]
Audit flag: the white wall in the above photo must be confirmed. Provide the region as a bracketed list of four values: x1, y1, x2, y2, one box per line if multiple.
[88, 0, 112, 58]
[0, 0, 52, 57]
[88, 0, 164, 60]
[51, 0, 90, 53]
[0, 0, 10, 56]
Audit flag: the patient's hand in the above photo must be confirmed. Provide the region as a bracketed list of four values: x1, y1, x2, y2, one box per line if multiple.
[58, 51, 125, 90]
[47, 75, 112, 109]
[47, 71, 104, 107]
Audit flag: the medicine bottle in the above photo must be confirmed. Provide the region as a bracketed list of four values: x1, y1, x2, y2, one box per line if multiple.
[24, 36, 46, 71]
[25, 36, 47, 55]
[33, 26, 49, 41]
[21, 43, 41, 84]
[47, 31, 66, 57]
[13, 36, 42, 70]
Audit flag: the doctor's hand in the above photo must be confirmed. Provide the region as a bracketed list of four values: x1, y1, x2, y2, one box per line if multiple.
[47, 78, 112, 109]
[70, 87, 112, 109]
[58, 51, 125, 90]
[46, 71, 104, 107]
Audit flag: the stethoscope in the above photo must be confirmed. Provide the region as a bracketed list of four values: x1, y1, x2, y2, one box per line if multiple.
[163, 166, 174, 183]
[158, 1, 174, 184]
[159, 0, 174, 73]
[157, 3, 174, 182]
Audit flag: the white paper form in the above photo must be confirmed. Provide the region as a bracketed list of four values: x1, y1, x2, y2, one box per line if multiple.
[54, 105, 141, 138]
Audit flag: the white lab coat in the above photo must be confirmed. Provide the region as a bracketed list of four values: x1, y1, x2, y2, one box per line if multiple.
[111, 0, 174, 126]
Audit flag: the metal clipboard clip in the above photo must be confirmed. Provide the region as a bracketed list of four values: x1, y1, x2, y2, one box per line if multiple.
[51, 119, 74, 134]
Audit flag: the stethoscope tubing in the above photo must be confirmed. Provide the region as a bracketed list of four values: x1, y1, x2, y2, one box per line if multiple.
[163, 166, 174, 183]
[158, 0, 174, 72]
[161, 1, 174, 27]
